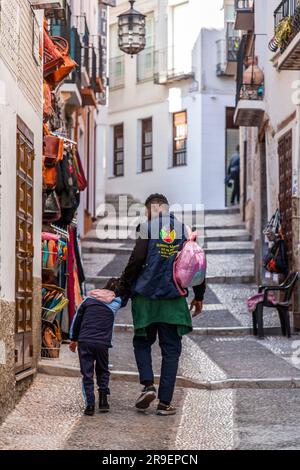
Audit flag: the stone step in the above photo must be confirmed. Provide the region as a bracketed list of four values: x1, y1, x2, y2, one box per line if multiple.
[38, 361, 300, 391]
[202, 224, 246, 231]
[81, 241, 254, 256]
[83, 230, 252, 244]
[204, 208, 240, 215]
[113, 324, 283, 337]
[204, 234, 251, 243]
[85, 274, 256, 287]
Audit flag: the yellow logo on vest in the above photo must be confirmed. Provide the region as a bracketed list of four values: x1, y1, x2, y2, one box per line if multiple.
[160, 227, 176, 244]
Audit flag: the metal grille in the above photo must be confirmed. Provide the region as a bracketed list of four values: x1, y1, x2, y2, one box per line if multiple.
[141, 118, 153, 172]
[113, 124, 124, 177]
[278, 130, 293, 266]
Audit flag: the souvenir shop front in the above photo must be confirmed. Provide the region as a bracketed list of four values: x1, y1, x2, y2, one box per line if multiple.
[41, 21, 87, 358]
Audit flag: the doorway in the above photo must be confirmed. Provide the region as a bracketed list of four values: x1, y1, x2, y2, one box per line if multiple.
[278, 130, 293, 268]
[225, 107, 239, 207]
[15, 118, 35, 374]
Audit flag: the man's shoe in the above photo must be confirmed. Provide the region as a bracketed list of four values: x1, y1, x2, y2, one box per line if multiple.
[156, 403, 176, 416]
[135, 386, 157, 410]
[84, 405, 95, 416]
[99, 391, 110, 413]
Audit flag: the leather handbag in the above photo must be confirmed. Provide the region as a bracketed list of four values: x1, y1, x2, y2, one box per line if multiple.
[46, 37, 77, 88]
[43, 81, 53, 121]
[73, 150, 87, 191]
[264, 237, 289, 276]
[43, 29, 64, 77]
[44, 135, 64, 167]
[43, 190, 61, 222]
[43, 160, 57, 189]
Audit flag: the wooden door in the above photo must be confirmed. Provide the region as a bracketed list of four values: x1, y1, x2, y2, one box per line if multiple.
[278, 130, 293, 267]
[15, 118, 35, 374]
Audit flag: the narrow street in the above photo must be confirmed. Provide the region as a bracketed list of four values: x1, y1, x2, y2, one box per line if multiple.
[1, 208, 300, 450]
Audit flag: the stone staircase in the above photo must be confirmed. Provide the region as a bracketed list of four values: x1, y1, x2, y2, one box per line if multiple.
[82, 206, 255, 288]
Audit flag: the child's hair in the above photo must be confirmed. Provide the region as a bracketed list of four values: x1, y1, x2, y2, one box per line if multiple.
[104, 278, 121, 296]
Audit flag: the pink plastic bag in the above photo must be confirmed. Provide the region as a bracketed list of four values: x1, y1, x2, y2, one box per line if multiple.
[173, 232, 206, 296]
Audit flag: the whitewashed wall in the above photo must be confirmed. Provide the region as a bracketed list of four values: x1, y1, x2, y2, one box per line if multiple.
[105, 1, 236, 208]
[0, 4, 43, 301]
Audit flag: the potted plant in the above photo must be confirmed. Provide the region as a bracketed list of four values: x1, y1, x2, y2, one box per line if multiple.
[275, 16, 293, 52]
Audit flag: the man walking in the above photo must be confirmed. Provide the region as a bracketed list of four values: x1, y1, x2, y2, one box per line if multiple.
[120, 194, 205, 416]
[228, 145, 240, 206]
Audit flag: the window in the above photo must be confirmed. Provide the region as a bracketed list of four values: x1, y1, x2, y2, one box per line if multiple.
[113, 124, 124, 177]
[173, 111, 187, 167]
[141, 118, 153, 172]
[172, 3, 191, 75]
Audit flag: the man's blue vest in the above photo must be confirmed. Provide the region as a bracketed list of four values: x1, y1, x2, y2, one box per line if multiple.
[133, 213, 187, 300]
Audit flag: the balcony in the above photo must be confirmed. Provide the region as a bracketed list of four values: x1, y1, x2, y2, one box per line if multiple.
[271, 0, 300, 70]
[109, 55, 125, 90]
[137, 47, 155, 83]
[234, 0, 255, 31]
[234, 38, 265, 127]
[49, 6, 82, 106]
[234, 35, 265, 127]
[31, 0, 67, 21]
[153, 47, 194, 85]
[225, 23, 241, 76]
[234, 83, 265, 127]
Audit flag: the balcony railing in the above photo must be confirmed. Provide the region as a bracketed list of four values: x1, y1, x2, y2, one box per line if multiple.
[234, 36, 265, 127]
[154, 46, 194, 84]
[49, 6, 82, 88]
[235, 0, 254, 12]
[137, 47, 155, 82]
[274, 0, 298, 28]
[82, 17, 90, 75]
[227, 23, 241, 62]
[270, 0, 300, 62]
[109, 55, 125, 90]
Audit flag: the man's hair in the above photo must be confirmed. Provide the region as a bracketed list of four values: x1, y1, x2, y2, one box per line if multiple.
[145, 193, 169, 208]
[236, 144, 240, 153]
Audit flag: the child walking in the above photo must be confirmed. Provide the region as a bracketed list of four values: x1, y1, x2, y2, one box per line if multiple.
[69, 278, 127, 416]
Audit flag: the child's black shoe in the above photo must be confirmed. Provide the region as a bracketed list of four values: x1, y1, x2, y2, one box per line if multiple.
[84, 405, 95, 416]
[99, 391, 110, 413]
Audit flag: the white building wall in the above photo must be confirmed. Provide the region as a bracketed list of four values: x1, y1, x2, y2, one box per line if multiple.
[105, 1, 236, 209]
[0, 4, 43, 301]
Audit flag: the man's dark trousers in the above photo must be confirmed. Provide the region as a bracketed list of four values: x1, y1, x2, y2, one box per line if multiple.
[133, 323, 182, 405]
[231, 171, 240, 205]
[78, 342, 110, 406]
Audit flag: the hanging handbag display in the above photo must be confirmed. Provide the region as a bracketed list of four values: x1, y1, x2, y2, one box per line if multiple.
[263, 236, 289, 275]
[43, 190, 61, 222]
[43, 162, 57, 189]
[46, 37, 77, 88]
[263, 209, 281, 242]
[43, 81, 53, 121]
[44, 135, 64, 167]
[43, 28, 64, 77]
[73, 150, 87, 191]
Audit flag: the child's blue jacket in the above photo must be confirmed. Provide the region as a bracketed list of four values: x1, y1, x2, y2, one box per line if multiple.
[69, 296, 123, 348]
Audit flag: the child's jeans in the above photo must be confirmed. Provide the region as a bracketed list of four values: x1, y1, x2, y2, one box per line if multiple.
[78, 342, 110, 406]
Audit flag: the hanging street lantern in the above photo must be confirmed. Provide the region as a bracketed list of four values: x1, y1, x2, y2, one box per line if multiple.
[118, 0, 146, 56]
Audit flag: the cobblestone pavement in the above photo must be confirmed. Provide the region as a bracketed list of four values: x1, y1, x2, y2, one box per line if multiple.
[2, 210, 300, 449]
